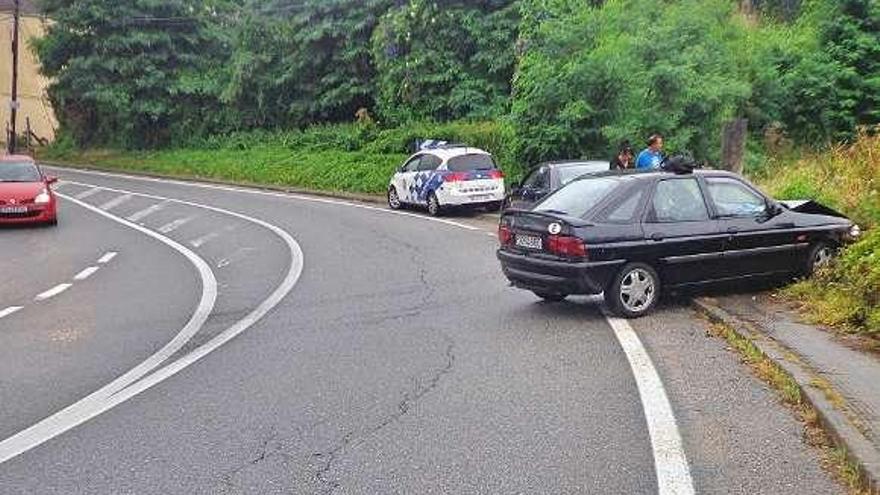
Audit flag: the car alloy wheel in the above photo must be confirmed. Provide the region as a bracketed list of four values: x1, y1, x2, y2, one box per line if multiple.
[388, 187, 401, 210]
[607, 262, 660, 318]
[806, 242, 835, 275]
[427, 193, 441, 217]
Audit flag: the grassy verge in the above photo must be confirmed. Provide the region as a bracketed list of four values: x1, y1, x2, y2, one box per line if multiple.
[753, 132, 880, 342]
[40, 120, 520, 196]
[706, 322, 868, 493]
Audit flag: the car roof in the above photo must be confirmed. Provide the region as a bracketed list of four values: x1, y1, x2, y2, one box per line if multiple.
[415, 146, 491, 161]
[0, 154, 35, 163]
[586, 168, 743, 180]
[542, 160, 609, 168]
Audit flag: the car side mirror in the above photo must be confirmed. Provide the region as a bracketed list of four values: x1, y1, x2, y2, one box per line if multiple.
[45, 176, 58, 185]
[766, 201, 783, 217]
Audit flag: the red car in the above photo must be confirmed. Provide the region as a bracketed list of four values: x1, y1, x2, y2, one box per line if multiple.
[0, 155, 58, 226]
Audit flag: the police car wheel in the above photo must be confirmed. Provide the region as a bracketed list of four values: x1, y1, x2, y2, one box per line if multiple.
[427, 193, 442, 217]
[388, 187, 402, 210]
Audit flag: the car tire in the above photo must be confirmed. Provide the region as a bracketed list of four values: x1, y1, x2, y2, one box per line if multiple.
[804, 241, 835, 277]
[427, 192, 442, 217]
[388, 186, 402, 210]
[533, 291, 567, 302]
[606, 262, 660, 318]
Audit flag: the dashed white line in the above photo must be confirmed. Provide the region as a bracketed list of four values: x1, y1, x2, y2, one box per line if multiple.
[35, 284, 73, 301]
[97, 251, 117, 264]
[73, 266, 100, 281]
[189, 231, 220, 248]
[0, 306, 23, 319]
[604, 313, 695, 495]
[157, 216, 194, 234]
[98, 193, 133, 211]
[127, 201, 169, 222]
[74, 187, 102, 199]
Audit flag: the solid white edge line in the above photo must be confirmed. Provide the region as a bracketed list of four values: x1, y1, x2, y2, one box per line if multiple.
[73, 266, 100, 281]
[0, 194, 218, 465]
[34, 284, 72, 301]
[97, 251, 118, 264]
[0, 306, 24, 319]
[50, 167, 479, 232]
[604, 312, 695, 495]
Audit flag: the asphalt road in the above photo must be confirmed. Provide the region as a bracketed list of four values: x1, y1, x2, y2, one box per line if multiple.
[0, 167, 844, 494]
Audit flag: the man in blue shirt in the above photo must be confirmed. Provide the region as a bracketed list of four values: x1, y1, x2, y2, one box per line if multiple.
[636, 134, 664, 169]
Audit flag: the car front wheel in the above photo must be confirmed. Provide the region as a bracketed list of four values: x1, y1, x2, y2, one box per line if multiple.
[804, 241, 835, 276]
[606, 262, 660, 318]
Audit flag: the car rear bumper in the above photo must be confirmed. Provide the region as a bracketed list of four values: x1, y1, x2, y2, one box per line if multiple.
[0, 205, 56, 225]
[497, 249, 624, 295]
[437, 187, 505, 206]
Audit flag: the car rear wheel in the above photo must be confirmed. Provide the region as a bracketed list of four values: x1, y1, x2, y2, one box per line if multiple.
[388, 187, 402, 210]
[427, 193, 442, 217]
[804, 241, 835, 276]
[533, 291, 567, 302]
[606, 262, 660, 318]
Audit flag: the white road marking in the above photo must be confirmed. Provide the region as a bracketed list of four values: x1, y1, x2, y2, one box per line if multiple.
[0, 184, 302, 466]
[97, 251, 117, 264]
[604, 313, 695, 495]
[35, 284, 72, 301]
[98, 194, 133, 211]
[47, 167, 480, 231]
[74, 187, 102, 199]
[73, 266, 100, 281]
[126, 201, 169, 222]
[189, 231, 220, 248]
[157, 216, 194, 234]
[0, 306, 23, 319]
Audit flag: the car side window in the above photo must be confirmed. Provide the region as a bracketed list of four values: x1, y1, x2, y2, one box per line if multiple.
[705, 177, 767, 217]
[419, 154, 442, 171]
[522, 167, 548, 189]
[604, 190, 644, 223]
[651, 178, 709, 222]
[403, 156, 422, 173]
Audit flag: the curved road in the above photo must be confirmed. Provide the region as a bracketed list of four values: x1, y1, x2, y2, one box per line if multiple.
[0, 167, 843, 494]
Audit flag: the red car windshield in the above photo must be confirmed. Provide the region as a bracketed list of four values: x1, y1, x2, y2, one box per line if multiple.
[0, 162, 41, 183]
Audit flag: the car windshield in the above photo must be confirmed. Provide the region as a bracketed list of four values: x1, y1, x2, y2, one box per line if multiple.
[557, 163, 610, 185]
[535, 177, 620, 218]
[0, 162, 41, 182]
[447, 154, 495, 172]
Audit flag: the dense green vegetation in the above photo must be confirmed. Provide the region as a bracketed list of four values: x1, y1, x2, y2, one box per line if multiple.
[35, 0, 879, 160]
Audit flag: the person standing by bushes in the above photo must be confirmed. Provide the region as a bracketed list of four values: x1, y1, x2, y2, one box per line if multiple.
[610, 141, 635, 169]
[636, 134, 665, 169]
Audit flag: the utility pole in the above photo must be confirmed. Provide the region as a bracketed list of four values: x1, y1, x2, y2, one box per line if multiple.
[8, 0, 20, 154]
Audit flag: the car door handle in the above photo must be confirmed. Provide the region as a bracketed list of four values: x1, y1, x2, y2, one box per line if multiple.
[650, 232, 665, 241]
[775, 222, 796, 229]
[726, 227, 739, 234]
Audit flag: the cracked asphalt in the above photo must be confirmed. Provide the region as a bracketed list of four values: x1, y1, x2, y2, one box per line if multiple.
[0, 168, 844, 494]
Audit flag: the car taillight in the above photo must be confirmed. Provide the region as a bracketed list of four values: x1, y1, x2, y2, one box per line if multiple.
[489, 169, 504, 179]
[444, 172, 468, 183]
[547, 235, 587, 258]
[498, 224, 513, 245]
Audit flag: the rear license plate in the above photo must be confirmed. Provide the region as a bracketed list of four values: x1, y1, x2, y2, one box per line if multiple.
[470, 194, 493, 201]
[515, 234, 542, 250]
[0, 206, 27, 214]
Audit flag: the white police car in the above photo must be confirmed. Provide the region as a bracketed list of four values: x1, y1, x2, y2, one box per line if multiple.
[387, 143, 506, 216]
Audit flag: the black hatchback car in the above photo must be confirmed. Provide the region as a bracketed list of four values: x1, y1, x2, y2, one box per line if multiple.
[497, 169, 859, 317]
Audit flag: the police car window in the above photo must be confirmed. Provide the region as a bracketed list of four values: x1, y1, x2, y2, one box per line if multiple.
[447, 154, 495, 172]
[651, 179, 709, 222]
[403, 156, 421, 172]
[419, 154, 441, 171]
[535, 178, 619, 218]
[706, 178, 767, 217]
[604, 190, 644, 223]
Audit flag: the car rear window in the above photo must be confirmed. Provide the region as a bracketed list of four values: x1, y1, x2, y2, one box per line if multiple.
[447, 154, 496, 172]
[0, 162, 41, 182]
[534, 177, 620, 218]
[557, 163, 609, 185]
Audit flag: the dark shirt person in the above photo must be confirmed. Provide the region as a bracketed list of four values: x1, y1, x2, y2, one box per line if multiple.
[610, 142, 634, 170]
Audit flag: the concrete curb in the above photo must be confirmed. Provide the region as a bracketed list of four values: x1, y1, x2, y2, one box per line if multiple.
[692, 297, 880, 494]
[38, 160, 388, 206]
